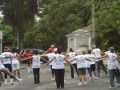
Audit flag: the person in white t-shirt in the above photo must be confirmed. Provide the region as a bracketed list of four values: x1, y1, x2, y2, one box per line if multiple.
[97, 47, 120, 88]
[92, 45, 108, 77]
[70, 51, 92, 86]
[0, 55, 22, 86]
[11, 48, 21, 79]
[66, 48, 78, 78]
[1, 49, 14, 85]
[43, 48, 72, 89]
[86, 50, 97, 81]
[22, 50, 47, 84]
[42, 48, 55, 80]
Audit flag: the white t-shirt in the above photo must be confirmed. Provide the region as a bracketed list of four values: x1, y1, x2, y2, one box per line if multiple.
[32, 55, 41, 68]
[52, 54, 65, 69]
[86, 54, 95, 65]
[46, 53, 55, 65]
[92, 48, 101, 62]
[0, 55, 5, 69]
[76, 55, 87, 68]
[67, 52, 76, 64]
[1, 52, 13, 64]
[12, 53, 19, 64]
[106, 52, 118, 70]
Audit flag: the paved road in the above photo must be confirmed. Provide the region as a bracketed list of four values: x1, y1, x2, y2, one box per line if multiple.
[0, 64, 120, 90]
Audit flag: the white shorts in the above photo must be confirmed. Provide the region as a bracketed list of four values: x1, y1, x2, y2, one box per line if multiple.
[12, 62, 20, 71]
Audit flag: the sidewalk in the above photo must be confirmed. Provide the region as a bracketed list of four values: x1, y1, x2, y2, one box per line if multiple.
[0, 64, 120, 90]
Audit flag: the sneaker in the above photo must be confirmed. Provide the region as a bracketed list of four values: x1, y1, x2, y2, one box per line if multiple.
[78, 82, 83, 86]
[109, 86, 115, 88]
[52, 78, 55, 80]
[83, 82, 87, 85]
[16, 78, 22, 83]
[94, 77, 98, 80]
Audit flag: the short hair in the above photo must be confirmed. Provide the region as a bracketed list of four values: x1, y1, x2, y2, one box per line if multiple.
[57, 48, 62, 54]
[109, 47, 115, 53]
[87, 50, 91, 54]
[34, 50, 38, 55]
[92, 45, 96, 49]
[69, 48, 74, 52]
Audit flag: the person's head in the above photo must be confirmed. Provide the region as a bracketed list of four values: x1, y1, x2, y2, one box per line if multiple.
[26, 49, 30, 52]
[109, 47, 115, 53]
[34, 50, 39, 55]
[92, 45, 96, 49]
[69, 48, 74, 52]
[11, 48, 17, 53]
[87, 50, 91, 54]
[82, 51, 86, 55]
[51, 45, 54, 48]
[4, 45, 9, 52]
[57, 48, 62, 54]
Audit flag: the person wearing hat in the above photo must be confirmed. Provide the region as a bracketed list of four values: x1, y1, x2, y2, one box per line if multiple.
[97, 47, 120, 88]
[1, 46, 14, 85]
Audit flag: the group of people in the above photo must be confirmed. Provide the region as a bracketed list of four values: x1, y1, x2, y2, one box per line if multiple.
[0, 44, 120, 89]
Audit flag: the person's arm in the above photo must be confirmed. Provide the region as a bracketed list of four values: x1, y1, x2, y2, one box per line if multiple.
[42, 56, 55, 67]
[21, 56, 33, 61]
[85, 57, 95, 61]
[69, 57, 76, 62]
[64, 57, 74, 68]
[97, 54, 108, 61]
[40, 56, 48, 63]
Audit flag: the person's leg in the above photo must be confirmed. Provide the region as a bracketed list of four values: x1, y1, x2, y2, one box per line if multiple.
[16, 62, 21, 78]
[1, 68, 21, 83]
[50, 65, 54, 80]
[99, 60, 108, 74]
[54, 69, 60, 88]
[60, 69, 65, 88]
[95, 61, 100, 77]
[27, 60, 31, 73]
[33, 68, 37, 83]
[77, 68, 83, 86]
[91, 64, 97, 79]
[113, 69, 120, 84]
[7, 64, 13, 84]
[70, 64, 74, 78]
[82, 68, 87, 84]
[36, 68, 40, 83]
[109, 70, 115, 87]
[74, 63, 79, 76]
[87, 67, 92, 78]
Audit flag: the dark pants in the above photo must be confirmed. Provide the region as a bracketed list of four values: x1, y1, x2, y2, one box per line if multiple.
[50, 65, 55, 76]
[95, 61, 108, 76]
[4, 64, 12, 79]
[33, 68, 40, 83]
[109, 69, 120, 87]
[70, 63, 78, 78]
[54, 69, 65, 88]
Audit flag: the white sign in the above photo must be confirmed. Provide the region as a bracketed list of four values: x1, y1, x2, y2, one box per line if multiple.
[0, 31, 2, 54]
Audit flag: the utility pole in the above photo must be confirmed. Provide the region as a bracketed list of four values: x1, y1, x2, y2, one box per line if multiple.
[92, 0, 95, 45]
